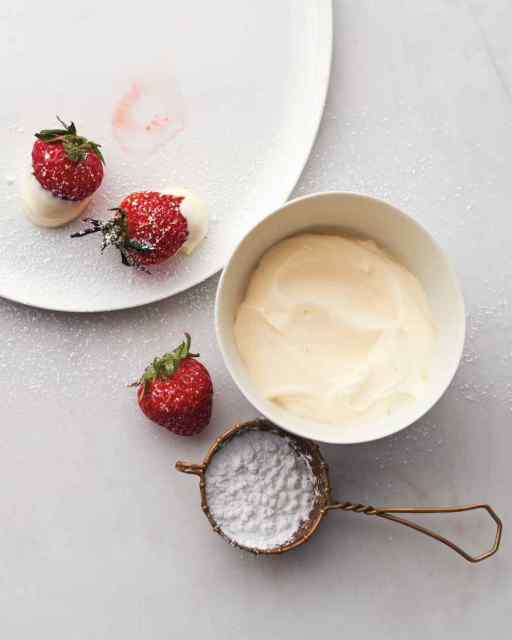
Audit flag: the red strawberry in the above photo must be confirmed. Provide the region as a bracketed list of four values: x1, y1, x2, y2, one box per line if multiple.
[134, 334, 213, 436]
[71, 191, 188, 271]
[32, 117, 104, 200]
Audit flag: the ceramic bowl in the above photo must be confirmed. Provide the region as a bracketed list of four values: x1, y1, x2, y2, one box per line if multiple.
[215, 192, 465, 444]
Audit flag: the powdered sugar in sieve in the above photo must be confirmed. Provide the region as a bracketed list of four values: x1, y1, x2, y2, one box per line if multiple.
[204, 429, 316, 550]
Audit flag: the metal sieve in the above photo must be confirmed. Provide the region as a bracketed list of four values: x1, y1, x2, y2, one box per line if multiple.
[176, 420, 502, 562]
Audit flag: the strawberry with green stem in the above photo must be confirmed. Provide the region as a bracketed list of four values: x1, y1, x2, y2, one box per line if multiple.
[32, 117, 104, 201]
[132, 334, 213, 436]
[71, 191, 189, 271]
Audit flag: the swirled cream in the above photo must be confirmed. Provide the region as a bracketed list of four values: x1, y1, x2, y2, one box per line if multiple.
[234, 234, 436, 426]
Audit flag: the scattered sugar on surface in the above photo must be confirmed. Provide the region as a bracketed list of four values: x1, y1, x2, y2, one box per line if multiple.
[205, 430, 316, 550]
[0, 276, 218, 409]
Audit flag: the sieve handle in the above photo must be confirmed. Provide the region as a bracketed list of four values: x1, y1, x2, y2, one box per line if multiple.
[324, 501, 502, 563]
[175, 460, 204, 476]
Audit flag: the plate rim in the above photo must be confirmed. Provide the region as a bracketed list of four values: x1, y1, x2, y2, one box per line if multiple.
[1, 1, 333, 314]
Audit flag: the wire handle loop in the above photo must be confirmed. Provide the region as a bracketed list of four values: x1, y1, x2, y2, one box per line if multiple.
[325, 502, 502, 563]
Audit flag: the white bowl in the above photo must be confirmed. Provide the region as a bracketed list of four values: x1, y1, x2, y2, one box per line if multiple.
[215, 192, 465, 445]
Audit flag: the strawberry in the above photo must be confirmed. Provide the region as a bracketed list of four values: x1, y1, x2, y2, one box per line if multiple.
[32, 117, 104, 200]
[71, 191, 188, 271]
[134, 334, 213, 436]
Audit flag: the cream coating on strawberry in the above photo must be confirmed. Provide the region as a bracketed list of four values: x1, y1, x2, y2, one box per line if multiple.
[161, 186, 208, 254]
[23, 172, 92, 228]
[22, 117, 104, 228]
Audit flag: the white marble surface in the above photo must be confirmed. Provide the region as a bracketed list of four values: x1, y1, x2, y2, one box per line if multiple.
[1, 1, 510, 637]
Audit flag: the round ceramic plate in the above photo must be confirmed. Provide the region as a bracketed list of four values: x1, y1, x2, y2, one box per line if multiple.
[0, 0, 332, 312]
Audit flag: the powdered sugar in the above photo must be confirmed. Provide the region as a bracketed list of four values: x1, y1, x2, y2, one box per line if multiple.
[205, 429, 316, 551]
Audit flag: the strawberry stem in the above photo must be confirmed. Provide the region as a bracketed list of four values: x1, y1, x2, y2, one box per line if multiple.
[35, 116, 105, 164]
[71, 211, 153, 273]
[56, 116, 76, 134]
[137, 333, 200, 392]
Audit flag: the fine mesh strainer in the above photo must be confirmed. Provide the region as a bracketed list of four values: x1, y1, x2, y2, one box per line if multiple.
[176, 420, 502, 561]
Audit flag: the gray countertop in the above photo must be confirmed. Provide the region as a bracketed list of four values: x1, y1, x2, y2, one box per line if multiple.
[1, 1, 510, 637]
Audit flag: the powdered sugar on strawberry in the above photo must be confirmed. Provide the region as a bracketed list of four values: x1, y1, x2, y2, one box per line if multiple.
[23, 117, 104, 228]
[72, 188, 208, 271]
[122, 192, 188, 265]
[135, 334, 213, 436]
[32, 139, 103, 201]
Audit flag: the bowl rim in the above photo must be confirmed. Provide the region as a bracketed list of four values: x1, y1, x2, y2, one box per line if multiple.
[215, 190, 466, 445]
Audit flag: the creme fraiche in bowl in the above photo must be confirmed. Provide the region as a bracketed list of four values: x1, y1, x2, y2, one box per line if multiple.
[215, 192, 465, 444]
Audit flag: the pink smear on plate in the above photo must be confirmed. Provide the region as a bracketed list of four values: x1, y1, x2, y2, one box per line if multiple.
[112, 76, 185, 157]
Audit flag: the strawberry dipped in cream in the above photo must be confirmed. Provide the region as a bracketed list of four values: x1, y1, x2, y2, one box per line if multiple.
[23, 117, 105, 227]
[71, 188, 208, 271]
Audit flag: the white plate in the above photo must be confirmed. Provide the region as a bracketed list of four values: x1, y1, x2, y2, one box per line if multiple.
[0, 0, 332, 312]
